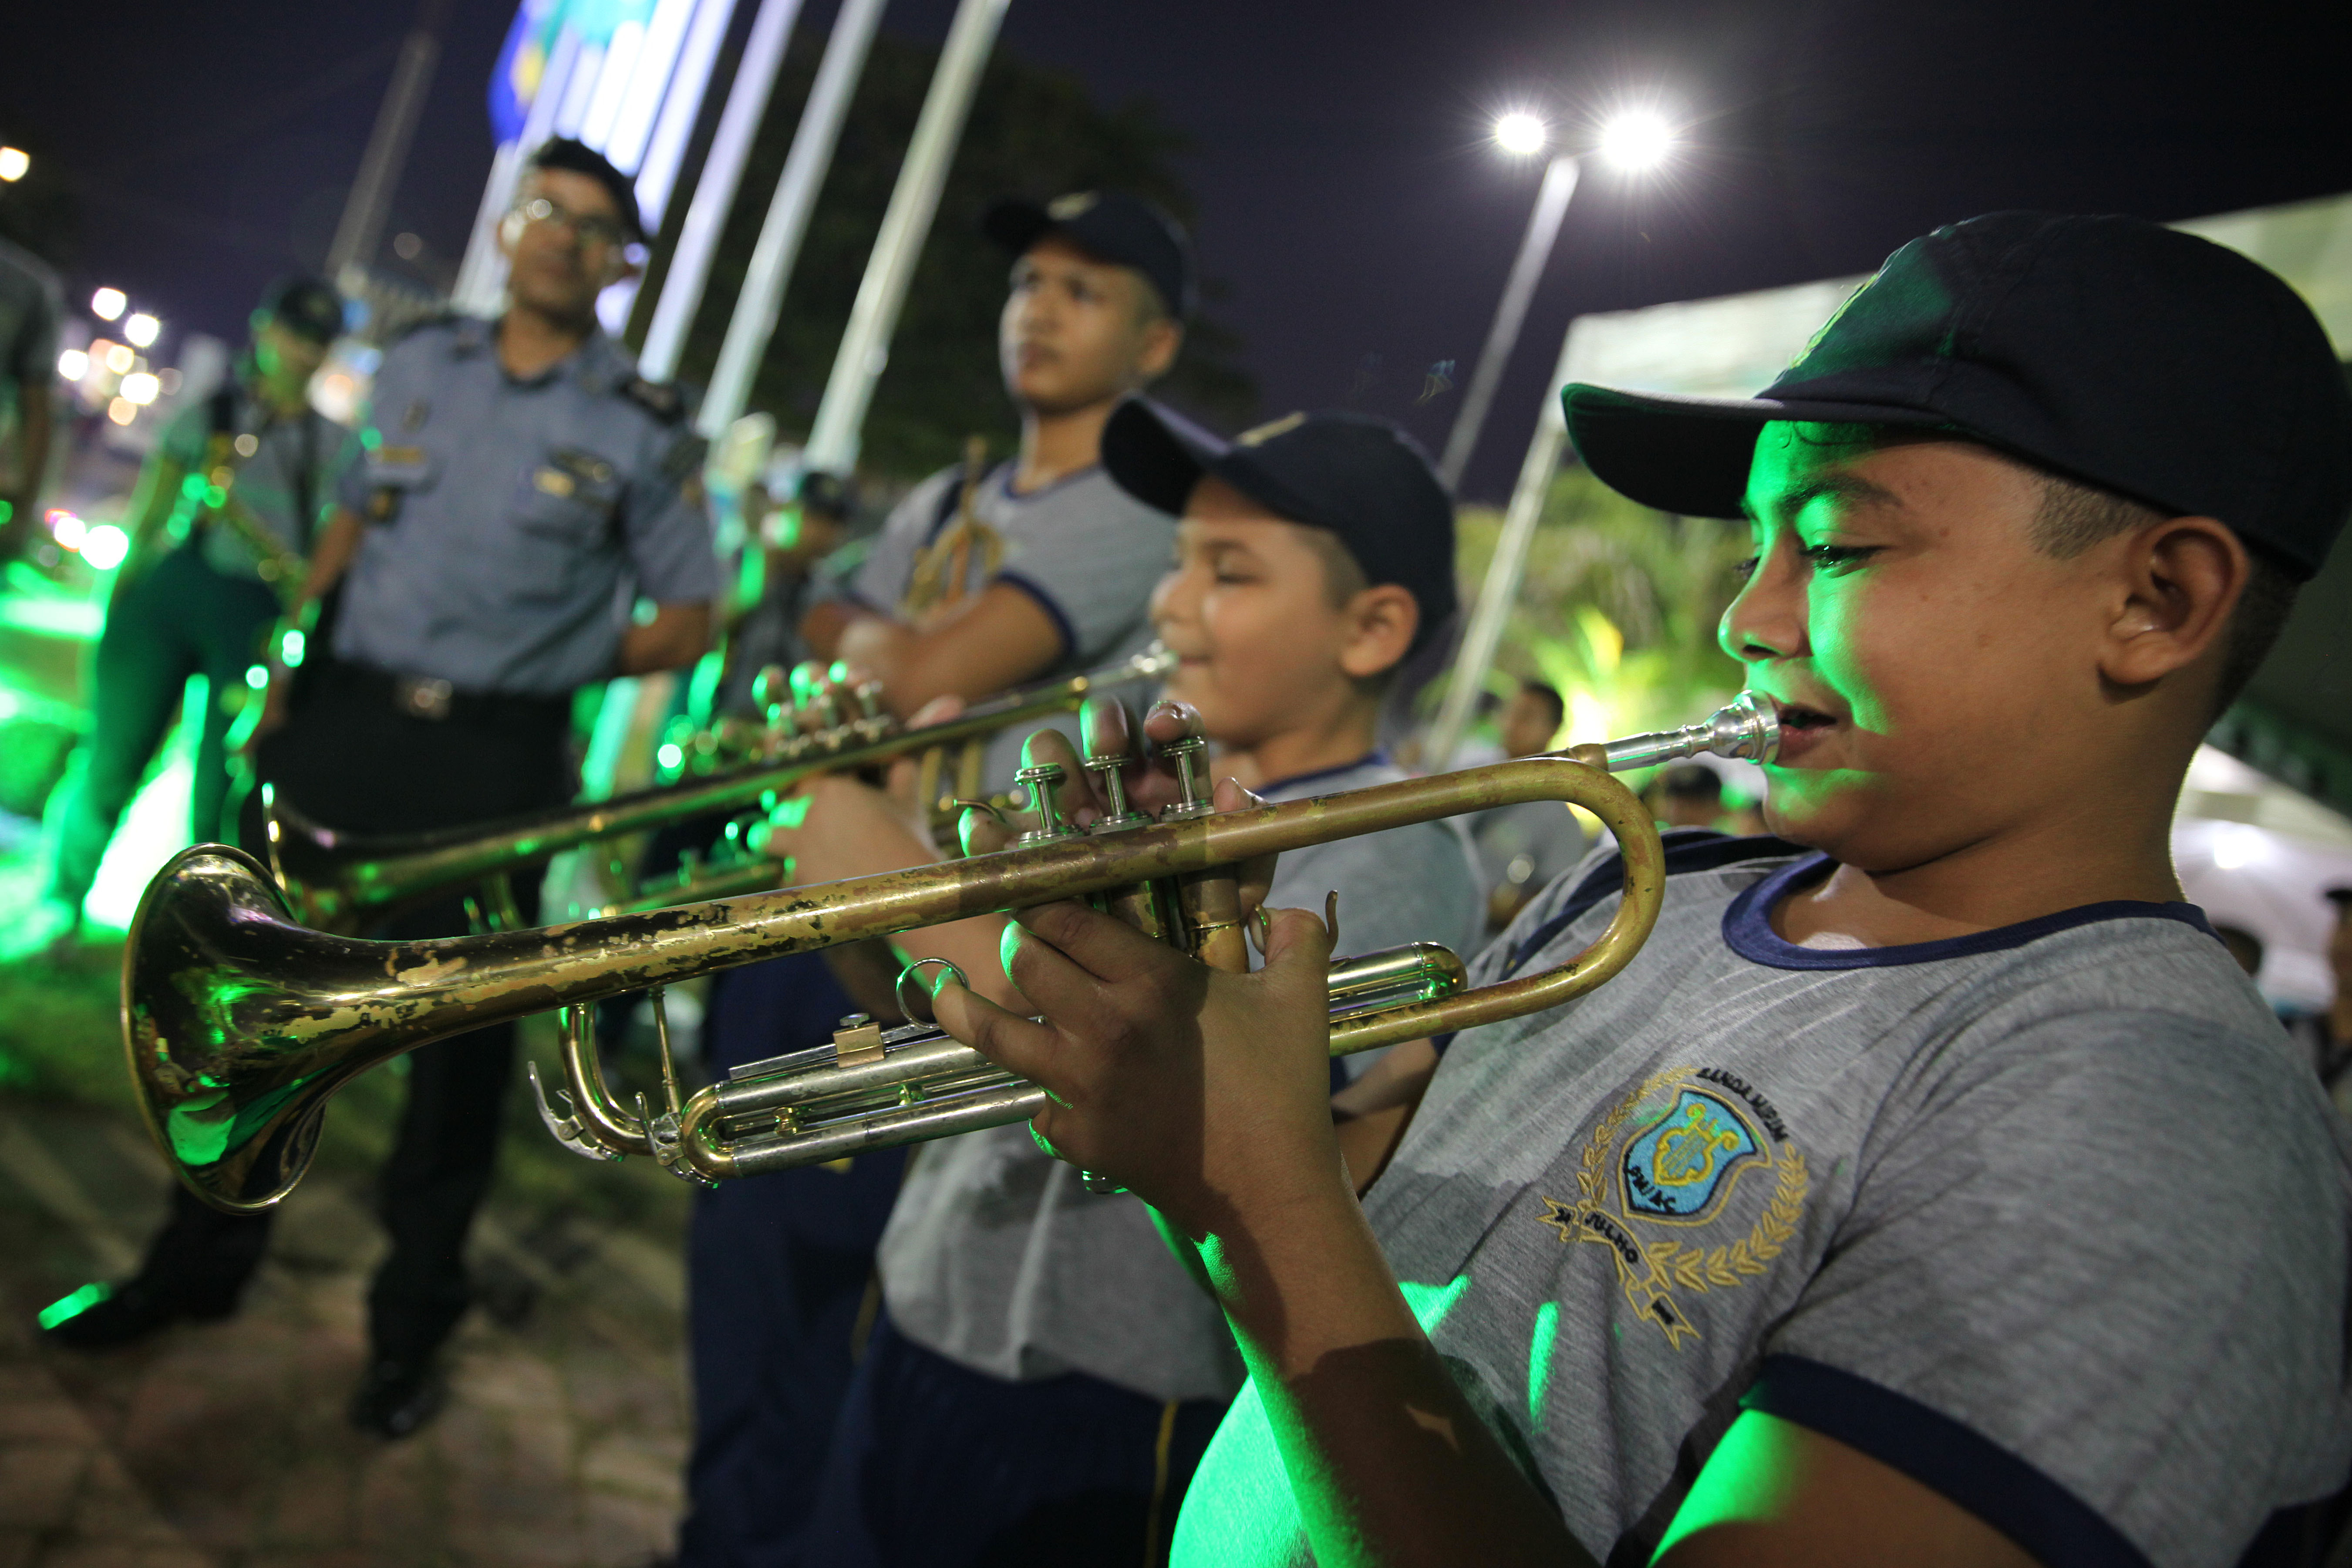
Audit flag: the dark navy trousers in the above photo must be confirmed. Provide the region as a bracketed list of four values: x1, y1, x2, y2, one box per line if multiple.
[795, 1315, 1228, 1568]
[676, 952, 907, 1568]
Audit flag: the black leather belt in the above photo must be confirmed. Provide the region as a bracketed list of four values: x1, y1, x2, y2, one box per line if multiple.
[333, 663, 571, 728]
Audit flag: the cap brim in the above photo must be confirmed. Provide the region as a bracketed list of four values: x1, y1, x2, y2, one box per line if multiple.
[981, 199, 1053, 258]
[1562, 384, 1949, 518]
[1102, 399, 1229, 514]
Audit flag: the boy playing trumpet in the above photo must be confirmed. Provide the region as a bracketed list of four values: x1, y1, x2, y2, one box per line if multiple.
[930, 214, 2352, 1566]
[774, 404, 1484, 1564]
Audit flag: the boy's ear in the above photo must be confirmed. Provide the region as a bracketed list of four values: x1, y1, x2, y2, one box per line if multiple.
[1133, 317, 1183, 384]
[2099, 514, 2246, 691]
[1338, 584, 1420, 681]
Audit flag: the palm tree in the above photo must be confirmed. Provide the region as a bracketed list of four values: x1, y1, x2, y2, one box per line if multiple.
[1450, 467, 1750, 747]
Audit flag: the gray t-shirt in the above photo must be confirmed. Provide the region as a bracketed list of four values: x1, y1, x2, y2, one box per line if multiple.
[1176, 836, 2352, 1568]
[333, 317, 719, 696]
[158, 384, 347, 582]
[832, 462, 1175, 790]
[879, 755, 1486, 1403]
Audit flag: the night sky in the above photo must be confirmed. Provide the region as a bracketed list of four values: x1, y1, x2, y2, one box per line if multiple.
[6, 0, 2350, 500]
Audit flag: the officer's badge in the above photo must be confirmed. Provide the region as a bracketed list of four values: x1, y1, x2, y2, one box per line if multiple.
[402, 399, 429, 431]
[1538, 1066, 1807, 1349]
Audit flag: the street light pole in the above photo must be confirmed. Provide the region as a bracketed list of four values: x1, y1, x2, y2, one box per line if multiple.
[1438, 151, 1578, 491]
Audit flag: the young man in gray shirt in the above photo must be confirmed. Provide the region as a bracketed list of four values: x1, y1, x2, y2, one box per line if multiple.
[933, 215, 2352, 1567]
[775, 404, 1483, 1564]
[673, 191, 1195, 1568]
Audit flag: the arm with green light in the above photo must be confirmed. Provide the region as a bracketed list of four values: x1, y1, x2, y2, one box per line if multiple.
[240, 505, 364, 747]
[930, 909, 2045, 1568]
[115, 447, 194, 582]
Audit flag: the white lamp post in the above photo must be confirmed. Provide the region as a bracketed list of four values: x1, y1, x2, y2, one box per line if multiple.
[1426, 111, 1680, 770]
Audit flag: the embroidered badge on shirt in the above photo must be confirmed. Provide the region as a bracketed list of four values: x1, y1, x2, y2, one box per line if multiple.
[1538, 1065, 1808, 1350]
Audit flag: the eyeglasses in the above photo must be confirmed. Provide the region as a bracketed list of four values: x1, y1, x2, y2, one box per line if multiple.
[513, 196, 633, 251]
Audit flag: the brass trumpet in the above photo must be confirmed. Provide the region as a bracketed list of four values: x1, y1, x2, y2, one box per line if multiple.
[124, 695, 1778, 1215]
[262, 644, 1178, 933]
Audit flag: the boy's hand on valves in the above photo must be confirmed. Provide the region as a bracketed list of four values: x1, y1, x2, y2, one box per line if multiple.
[929, 896, 1339, 1241]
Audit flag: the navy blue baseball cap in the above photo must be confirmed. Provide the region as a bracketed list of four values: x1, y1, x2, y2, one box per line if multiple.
[258, 275, 345, 346]
[984, 190, 1195, 320]
[1563, 212, 2352, 580]
[1102, 399, 1458, 651]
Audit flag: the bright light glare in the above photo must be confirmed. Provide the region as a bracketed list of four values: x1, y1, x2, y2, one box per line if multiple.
[104, 343, 135, 375]
[123, 312, 159, 347]
[106, 397, 136, 426]
[49, 510, 86, 549]
[91, 287, 127, 321]
[1598, 111, 1676, 172]
[120, 371, 159, 405]
[1493, 111, 1548, 156]
[0, 148, 28, 182]
[2210, 823, 2268, 872]
[56, 348, 87, 381]
[81, 524, 130, 571]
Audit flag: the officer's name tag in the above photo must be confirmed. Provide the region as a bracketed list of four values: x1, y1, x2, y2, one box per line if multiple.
[367, 445, 433, 486]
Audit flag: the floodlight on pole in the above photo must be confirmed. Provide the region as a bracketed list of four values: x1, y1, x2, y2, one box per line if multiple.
[1597, 110, 1675, 171]
[1493, 111, 1548, 157]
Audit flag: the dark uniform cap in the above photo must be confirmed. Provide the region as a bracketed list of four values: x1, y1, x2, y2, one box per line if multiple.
[983, 190, 1195, 320]
[259, 275, 345, 346]
[795, 469, 855, 519]
[1561, 212, 2352, 580]
[528, 136, 648, 243]
[1102, 399, 1459, 651]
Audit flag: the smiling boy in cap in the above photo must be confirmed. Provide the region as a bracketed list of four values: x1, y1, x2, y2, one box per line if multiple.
[772, 401, 1483, 1565]
[927, 212, 2352, 1567]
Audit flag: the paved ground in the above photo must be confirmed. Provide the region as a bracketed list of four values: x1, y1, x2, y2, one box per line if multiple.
[0, 940, 698, 1568]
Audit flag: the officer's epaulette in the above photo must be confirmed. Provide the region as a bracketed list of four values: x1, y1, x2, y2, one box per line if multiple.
[384, 307, 466, 345]
[623, 376, 687, 424]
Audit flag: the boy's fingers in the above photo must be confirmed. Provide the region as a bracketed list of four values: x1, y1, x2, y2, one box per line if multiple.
[910, 693, 964, 728]
[1000, 910, 1133, 1038]
[1206, 780, 1280, 913]
[960, 805, 1012, 856]
[1015, 900, 1194, 990]
[930, 977, 1062, 1084]
[1259, 905, 1338, 981]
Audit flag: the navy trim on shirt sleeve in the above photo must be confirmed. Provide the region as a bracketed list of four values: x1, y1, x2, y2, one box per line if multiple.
[992, 570, 1076, 665]
[1743, 1355, 2153, 1568]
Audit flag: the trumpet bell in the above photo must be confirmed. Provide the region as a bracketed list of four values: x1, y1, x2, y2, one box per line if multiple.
[124, 845, 363, 1213]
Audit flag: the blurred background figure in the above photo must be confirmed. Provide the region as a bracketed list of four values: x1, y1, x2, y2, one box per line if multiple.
[1649, 761, 1723, 830]
[2287, 889, 2352, 1102]
[714, 467, 856, 717]
[0, 225, 61, 563]
[27, 275, 344, 955]
[2215, 923, 2266, 978]
[39, 142, 718, 1448]
[1469, 677, 1585, 932]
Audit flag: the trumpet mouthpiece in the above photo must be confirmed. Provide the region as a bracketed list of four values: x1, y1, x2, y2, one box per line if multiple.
[1598, 691, 1779, 773]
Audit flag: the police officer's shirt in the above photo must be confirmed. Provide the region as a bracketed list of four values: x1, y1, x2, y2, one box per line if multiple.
[0, 237, 61, 423]
[1173, 837, 2352, 1568]
[877, 755, 1486, 1405]
[333, 317, 719, 696]
[822, 462, 1175, 787]
[157, 382, 347, 583]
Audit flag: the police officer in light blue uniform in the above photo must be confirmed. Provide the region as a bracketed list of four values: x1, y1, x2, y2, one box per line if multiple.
[43, 140, 719, 1443]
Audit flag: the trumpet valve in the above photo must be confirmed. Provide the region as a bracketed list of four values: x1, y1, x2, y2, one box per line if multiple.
[1159, 734, 1213, 821]
[1079, 695, 1148, 830]
[1014, 762, 1079, 844]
